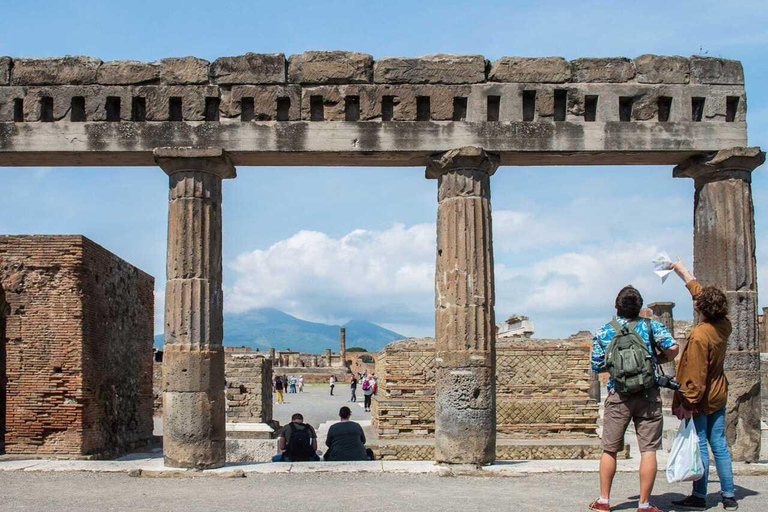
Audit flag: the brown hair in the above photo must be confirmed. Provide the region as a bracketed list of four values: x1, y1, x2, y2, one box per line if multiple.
[615, 285, 643, 319]
[696, 286, 728, 321]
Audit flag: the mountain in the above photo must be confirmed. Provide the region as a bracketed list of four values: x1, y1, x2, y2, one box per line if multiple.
[153, 308, 406, 353]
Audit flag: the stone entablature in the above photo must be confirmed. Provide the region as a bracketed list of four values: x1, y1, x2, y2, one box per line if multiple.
[372, 335, 598, 440]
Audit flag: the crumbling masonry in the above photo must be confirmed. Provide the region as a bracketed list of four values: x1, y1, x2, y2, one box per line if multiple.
[0, 51, 762, 466]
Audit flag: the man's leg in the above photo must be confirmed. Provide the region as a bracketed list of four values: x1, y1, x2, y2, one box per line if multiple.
[639, 451, 657, 504]
[599, 450, 618, 500]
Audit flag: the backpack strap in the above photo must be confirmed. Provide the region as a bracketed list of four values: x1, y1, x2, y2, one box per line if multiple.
[609, 319, 627, 335]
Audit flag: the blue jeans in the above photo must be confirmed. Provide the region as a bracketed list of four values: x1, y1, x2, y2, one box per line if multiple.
[692, 407, 735, 499]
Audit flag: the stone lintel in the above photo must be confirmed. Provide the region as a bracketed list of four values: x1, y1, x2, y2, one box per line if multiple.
[648, 301, 675, 309]
[673, 146, 765, 183]
[426, 146, 500, 179]
[153, 147, 236, 178]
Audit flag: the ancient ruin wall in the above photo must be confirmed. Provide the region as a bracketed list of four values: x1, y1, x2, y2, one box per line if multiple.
[372, 336, 598, 439]
[225, 354, 273, 424]
[0, 235, 153, 456]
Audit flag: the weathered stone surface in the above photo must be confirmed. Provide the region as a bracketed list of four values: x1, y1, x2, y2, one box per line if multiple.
[570, 57, 635, 83]
[0, 56, 10, 85]
[163, 345, 225, 392]
[223, 85, 300, 121]
[691, 56, 744, 85]
[374, 54, 486, 84]
[288, 51, 372, 84]
[428, 147, 497, 465]
[634, 55, 690, 84]
[724, 371, 762, 461]
[98, 60, 160, 85]
[11, 56, 101, 85]
[488, 57, 571, 83]
[158, 57, 210, 85]
[226, 438, 277, 463]
[163, 390, 226, 469]
[17, 85, 133, 122]
[211, 53, 285, 85]
[134, 85, 219, 121]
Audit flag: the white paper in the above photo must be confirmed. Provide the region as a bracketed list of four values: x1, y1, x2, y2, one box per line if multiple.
[652, 251, 674, 283]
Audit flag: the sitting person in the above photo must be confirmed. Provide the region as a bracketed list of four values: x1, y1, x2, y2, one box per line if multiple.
[272, 413, 319, 462]
[324, 406, 370, 461]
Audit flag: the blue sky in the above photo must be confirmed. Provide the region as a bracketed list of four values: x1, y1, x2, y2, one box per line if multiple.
[1, 1, 767, 338]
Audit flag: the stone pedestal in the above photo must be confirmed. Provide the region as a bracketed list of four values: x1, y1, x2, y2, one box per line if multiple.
[648, 301, 676, 406]
[155, 147, 236, 469]
[674, 147, 765, 462]
[427, 147, 499, 465]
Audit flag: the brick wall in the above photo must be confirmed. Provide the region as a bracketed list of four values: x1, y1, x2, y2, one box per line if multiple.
[372, 336, 598, 440]
[0, 235, 153, 456]
[225, 354, 272, 424]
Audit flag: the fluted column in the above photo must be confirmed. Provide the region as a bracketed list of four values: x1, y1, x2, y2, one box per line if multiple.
[427, 146, 499, 465]
[154, 147, 236, 469]
[674, 146, 765, 462]
[648, 302, 676, 406]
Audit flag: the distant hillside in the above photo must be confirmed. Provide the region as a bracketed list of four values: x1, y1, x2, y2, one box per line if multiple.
[153, 308, 405, 353]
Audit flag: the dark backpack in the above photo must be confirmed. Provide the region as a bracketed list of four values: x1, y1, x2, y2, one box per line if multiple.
[285, 423, 315, 462]
[605, 319, 656, 395]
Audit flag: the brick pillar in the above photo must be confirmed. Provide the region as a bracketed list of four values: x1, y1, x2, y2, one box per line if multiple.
[154, 147, 236, 469]
[674, 146, 765, 462]
[427, 146, 499, 465]
[648, 302, 676, 406]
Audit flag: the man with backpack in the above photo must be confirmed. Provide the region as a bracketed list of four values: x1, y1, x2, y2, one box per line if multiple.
[272, 413, 320, 462]
[589, 285, 679, 512]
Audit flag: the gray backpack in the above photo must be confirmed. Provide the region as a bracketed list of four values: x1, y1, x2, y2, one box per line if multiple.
[605, 319, 655, 395]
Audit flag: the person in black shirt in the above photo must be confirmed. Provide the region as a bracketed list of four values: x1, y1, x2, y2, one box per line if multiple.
[324, 406, 369, 461]
[350, 375, 358, 402]
[272, 413, 319, 462]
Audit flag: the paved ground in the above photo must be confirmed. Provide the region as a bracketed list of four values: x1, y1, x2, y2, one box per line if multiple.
[1, 471, 766, 511]
[273, 383, 370, 428]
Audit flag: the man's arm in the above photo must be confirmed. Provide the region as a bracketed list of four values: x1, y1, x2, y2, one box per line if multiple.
[310, 426, 318, 452]
[590, 328, 608, 373]
[360, 425, 366, 445]
[649, 319, 678, 364]
[277, 429, 286, 452]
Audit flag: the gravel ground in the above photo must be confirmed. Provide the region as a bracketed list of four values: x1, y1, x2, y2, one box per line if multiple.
[272, 383, 370, 428]
[1, 471, 766, 512]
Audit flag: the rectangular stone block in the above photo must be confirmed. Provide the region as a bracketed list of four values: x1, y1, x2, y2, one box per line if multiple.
[691, 56, 744, 85]
[634, 55, 690, 84]
[158, 57, 210, 85]
[11, 56, 101, 85]
[570, 57, 635, 83]
[134, 85, 219, 121]
[21, 86, 133, 122]
[0, 86, 25, 121]
[163, 345, 225, 392]
[288, 51, 372, 84]
[374, 54, 486, 84]
[98, 60, 160, 85]
[1, 56, 10, 85]
[211, 53, 285, 85]
[223, 85, 300, 121]
[488, 57, 571, 83]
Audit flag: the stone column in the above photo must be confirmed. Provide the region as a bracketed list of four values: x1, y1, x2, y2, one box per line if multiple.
[648, 302, 676, 406]
[326, 348, 332, 367]
[674, 146, 765, 462]
[268, 347, 276, 362]
[427, 146, 499, 465]
[761, 307, 767, 353]
[340, 327, 347, 371]
[154, 147, 236, 469]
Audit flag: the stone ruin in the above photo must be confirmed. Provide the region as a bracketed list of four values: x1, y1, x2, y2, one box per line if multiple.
[370, 335, 601, 460]
[0, 235, 154, 457]
[0, 50, 763, 467]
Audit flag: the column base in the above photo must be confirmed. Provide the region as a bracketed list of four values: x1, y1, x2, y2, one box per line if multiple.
[163, 390, 226, 469]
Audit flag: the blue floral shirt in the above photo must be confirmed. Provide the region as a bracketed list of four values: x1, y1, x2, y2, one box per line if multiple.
[591, 317, 677, 395]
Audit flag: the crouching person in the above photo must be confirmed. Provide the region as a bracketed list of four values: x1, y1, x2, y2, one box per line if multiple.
[272, 413, 320, 462]
[590, 285, 679, 512]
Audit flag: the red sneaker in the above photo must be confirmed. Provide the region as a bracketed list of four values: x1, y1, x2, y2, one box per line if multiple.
[637, 506, 663, 512]
[588, 499, 610, 511]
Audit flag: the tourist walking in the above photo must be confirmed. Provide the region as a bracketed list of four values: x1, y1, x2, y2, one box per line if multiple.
[668, 259, 738, 511]
[272, 413, 319, 462]
[298, 375, 304, 393]
[324, 406, 369, 461]
[274, 375, 284, 404]
[350, 375, 358, 402]
[329, 375, 336, 396]
[589, 285, 679, 512]
[362, 376, 374, 411]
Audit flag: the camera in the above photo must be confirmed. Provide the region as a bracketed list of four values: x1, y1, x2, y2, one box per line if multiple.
[657, 375, 681, 391]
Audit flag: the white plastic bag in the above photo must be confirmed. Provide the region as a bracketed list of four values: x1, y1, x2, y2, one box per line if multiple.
[666, 419, 704, 483]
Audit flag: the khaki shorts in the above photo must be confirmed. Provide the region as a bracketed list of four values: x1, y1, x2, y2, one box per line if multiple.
[602, 387, 663, 453]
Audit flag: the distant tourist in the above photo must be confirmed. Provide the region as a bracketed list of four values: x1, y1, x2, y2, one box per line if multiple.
[274, 375, 284, 404]
[362, 376, 374, 412]
[324, 406, 371, 461]
[371, 374, 378, 395]
[289, 375, 298, 393]
[329, 376, 336, 396]
[298, 375, 305, 393]
[589, 285, 678, 512]
[350, 375, 358, 402]
[669, 259, 738, 511]
[272, 413, 319, 462]
[282, 375, 289, 394]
